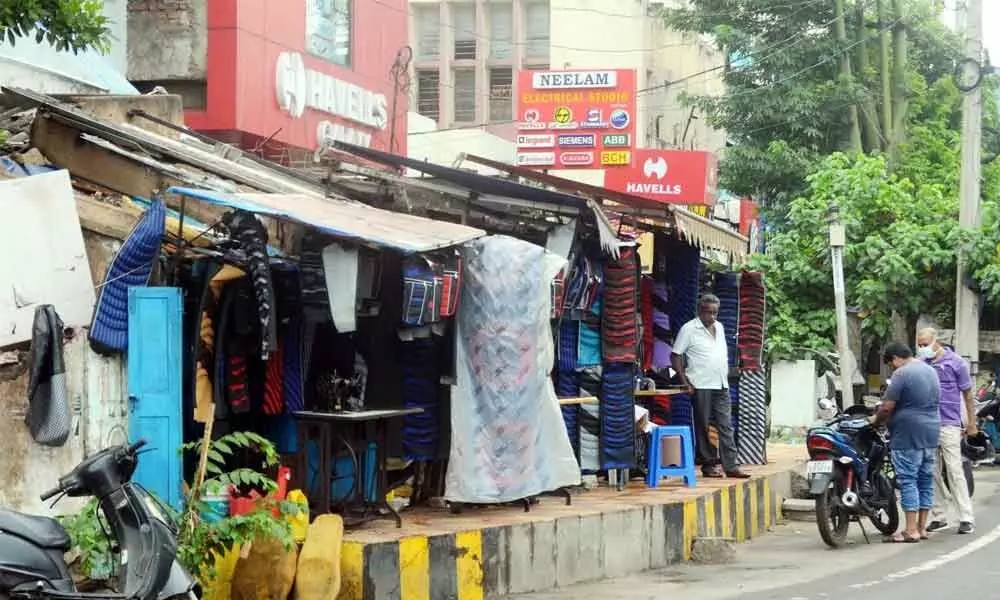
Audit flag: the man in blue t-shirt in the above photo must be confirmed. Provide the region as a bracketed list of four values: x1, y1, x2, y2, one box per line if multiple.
[873, 342, 941, 543]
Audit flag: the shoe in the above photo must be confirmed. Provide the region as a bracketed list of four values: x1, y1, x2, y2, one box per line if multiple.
[926, 520, 950, 533]
[958, 522, 975, 535]
[725, 470, 752, 479]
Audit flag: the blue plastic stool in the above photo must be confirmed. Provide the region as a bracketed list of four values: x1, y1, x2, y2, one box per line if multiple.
[646, 425, 698, 488]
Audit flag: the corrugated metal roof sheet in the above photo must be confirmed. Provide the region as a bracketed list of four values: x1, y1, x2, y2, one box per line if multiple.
[167, 187, 486, 254]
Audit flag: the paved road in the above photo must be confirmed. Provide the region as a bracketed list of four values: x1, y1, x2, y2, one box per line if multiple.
[517, 467, 1000, 600]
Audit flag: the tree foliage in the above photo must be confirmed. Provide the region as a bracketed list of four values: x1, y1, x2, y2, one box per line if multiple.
[663, 0, 963, 210]
[0, 0, 110, 54]
[750, 76, 1000, 361]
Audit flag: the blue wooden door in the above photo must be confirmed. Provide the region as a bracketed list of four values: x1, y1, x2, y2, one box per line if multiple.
[127, 287, 183, 510]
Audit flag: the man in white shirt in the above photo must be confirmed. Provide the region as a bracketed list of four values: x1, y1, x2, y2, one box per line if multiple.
[671, 294, 749, 479]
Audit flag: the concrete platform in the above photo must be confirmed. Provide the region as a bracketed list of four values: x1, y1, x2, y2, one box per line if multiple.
[337, 444, 803, 600]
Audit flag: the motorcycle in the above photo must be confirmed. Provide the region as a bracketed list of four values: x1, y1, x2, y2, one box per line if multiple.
[0, 439, 198, 600]
[806, 402, 899, 548]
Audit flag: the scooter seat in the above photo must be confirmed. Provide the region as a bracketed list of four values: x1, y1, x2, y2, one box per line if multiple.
[0, 508, 71, 551]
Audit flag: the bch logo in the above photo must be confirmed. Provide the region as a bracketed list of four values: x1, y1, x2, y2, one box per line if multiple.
[553, 106, 572, 123]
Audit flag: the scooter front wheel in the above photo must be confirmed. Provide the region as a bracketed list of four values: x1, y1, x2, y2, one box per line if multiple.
[815, 474, 850, 548]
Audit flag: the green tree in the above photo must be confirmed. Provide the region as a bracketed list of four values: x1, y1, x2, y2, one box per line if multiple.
[663, 0, 963, 212]
[1, 0, 110, 54]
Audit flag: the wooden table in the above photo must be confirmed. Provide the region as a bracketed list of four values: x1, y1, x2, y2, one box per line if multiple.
[292, 408, 423, 528]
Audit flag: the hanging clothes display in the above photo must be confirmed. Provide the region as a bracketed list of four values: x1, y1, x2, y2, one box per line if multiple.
[651, 280, 672, 369]
[737, 369, 768, 465]
[447, 235, 580, 504]
[298, 231, 330, 311]
[662, 237, 700, 337]
[25, 305, 71, 447]
[401, 335, 444, 461]
[577, 297, 602, 368]
[578, 366, 602, 473]
[222, 211, 277, 360]
[600, 362, 636, 470]
[713, 271, 740, 368]
[89, 199, 166, 355]
[601, 245, 639, 364]
[738, 271, 767, 371]
[640, 277, 654, 371]
[555, 319, 581, 457]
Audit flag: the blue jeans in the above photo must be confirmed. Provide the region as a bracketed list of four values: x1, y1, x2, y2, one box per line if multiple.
[892, 448, 936, 512]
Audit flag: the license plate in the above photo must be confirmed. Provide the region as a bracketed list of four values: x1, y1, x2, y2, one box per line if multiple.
[806, 460, 834, 475]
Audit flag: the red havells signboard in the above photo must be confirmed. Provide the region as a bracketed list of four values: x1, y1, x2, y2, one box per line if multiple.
[603, 149, 718, 206]
[186, 0, 407, 156]
[514, 69, 636, 169]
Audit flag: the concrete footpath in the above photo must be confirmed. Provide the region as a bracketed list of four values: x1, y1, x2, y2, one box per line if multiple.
[336, 446, 801, 600]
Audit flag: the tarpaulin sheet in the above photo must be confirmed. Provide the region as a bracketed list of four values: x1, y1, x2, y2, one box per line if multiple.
[446, 235, 581, 503]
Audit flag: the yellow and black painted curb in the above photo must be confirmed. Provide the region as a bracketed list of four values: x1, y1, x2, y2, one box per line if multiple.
[338, 472, 788, 600]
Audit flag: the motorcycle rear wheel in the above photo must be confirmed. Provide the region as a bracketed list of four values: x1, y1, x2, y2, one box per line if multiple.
[815, 475, 850, 548]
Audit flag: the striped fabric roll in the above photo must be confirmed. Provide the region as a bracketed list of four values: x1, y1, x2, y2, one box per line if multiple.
[737, 369, 768, 465]
[261, 343, 284, 415]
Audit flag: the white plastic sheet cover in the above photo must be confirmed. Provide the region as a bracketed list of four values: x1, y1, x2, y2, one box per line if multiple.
[446, 235, 581, 503]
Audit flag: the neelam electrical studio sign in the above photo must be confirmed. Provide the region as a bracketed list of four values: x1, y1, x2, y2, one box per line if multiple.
[275, 51, 389, 149]
[515, 69, 637, 169]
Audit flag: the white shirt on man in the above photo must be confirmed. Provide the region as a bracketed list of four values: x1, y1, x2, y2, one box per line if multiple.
[673, 317, 729, 390]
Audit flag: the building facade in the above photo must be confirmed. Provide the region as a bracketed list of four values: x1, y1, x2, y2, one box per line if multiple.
[127, 0, 410, 164]
[408, 0, 727, 155]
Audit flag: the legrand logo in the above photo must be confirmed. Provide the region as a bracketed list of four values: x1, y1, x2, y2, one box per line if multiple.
[643, 157, 668, 179]
[275, 52, 388, 130]
[532, 70, 618, 90]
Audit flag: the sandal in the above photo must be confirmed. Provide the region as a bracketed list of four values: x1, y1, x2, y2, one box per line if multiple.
[883, 532, 921, 544]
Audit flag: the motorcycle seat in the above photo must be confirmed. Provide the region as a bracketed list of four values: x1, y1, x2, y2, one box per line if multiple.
[0, 508, 72, 551]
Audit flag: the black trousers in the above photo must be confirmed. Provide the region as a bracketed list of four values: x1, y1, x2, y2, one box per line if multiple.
[692, 388, 739, 472]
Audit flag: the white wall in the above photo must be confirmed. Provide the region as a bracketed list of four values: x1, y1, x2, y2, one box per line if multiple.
[407, 112, 516, 175]
[770, 360, 820, 429]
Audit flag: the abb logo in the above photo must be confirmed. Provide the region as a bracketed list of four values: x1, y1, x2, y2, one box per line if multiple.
[643, 156, 667, 179]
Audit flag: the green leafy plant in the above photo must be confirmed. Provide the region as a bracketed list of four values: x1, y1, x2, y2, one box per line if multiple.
[177, 431, 298, 589]
[0, 0, 111, 54]
[58, 432, 299, 593]
[58, 499, 116, 583]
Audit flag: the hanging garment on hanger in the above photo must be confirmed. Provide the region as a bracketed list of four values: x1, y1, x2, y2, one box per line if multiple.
[282, 318, 305, 413]
[25, 305, 71, 447]
[223, 210, 277, 359]
[262, 343, 284, 416]
[322, 243, 359, 333]
[299, 231, 330, 310]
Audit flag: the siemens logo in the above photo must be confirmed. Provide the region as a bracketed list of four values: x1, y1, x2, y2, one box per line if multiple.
[558, 134, 596, 147]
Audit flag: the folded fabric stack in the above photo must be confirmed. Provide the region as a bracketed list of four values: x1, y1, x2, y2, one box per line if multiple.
[729, 379, 741, 448]
[737, 369, 768, 465]
[601, 246, 639, 364]
[401, 336, 443, 461]
[738, 271, 766, 370]
[714, 272, 740, 368]
[600, 362, 636, 470]
[579, 366, 603, 473]
[89, 199, 166, 355]
[577, 298, 602, 368]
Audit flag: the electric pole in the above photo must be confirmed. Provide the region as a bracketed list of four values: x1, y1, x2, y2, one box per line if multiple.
[829, 207, 855, 407]
[955, 0, 983, 373]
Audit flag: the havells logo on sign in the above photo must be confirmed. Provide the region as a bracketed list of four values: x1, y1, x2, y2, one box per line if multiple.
[532, 70, 619, 90]
[643, 157, 667, 179]
[275, 51, 388, 129]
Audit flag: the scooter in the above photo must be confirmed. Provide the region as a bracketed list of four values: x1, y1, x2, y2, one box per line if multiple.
[0, 439, 199, 600]
[805, 402, 899, 548]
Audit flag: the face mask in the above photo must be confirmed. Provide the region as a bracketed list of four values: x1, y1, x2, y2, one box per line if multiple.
[917, 345, 936, 360]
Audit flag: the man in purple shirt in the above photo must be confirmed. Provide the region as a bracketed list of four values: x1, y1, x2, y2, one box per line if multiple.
[916, 328, 976, 535]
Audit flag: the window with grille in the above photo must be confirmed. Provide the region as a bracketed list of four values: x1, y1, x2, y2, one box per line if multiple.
[523, 2, 550, 60]
[489, 4, 513, 60]
[452, 4, 477, 60]
[414, 6, 441, 60]
[488, 68, 512, 121]
[416, 70, 441, 121]
[453, 69, 476, 122]
[306, 0, 352, 66]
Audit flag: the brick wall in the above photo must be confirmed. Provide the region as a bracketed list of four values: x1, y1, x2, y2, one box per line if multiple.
[126, 0, 206, 81]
